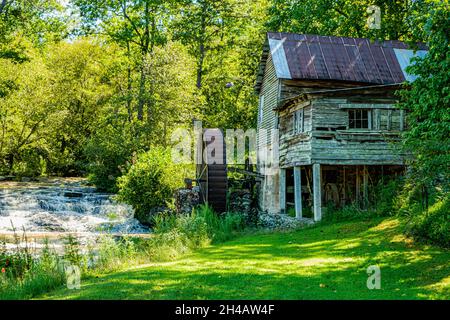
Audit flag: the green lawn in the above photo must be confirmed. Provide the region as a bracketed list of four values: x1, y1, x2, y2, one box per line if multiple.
[40, 218, 449, 300]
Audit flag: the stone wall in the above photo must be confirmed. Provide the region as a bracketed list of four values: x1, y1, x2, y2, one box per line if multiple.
[174, 186, 201, 214]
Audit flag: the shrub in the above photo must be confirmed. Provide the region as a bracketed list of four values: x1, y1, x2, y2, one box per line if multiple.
[323, 177, 403, 222]
[91, 235, 139, 272]
[148, 209, 210, 260]
[62, 235, 88, 273]
[194, 205, 245, 243]
[116, 147, 193, 224]
[406, 194, 449, 248]
[372, 178, 403, 216]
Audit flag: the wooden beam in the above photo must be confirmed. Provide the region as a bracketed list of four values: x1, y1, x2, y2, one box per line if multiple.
[294, 166, 302, 219]
[313, 163, 322, 221]
[363, 165, 369, 209]
[279, 168, 286, 214]
[355, 166, 360, 205]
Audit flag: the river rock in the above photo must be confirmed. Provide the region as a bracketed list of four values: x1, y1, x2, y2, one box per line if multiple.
[64, 191, 83, 198]
[30, 213, 66, 232]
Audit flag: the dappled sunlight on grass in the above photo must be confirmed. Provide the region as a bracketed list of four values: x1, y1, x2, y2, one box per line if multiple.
[38, 218, 449, 300]
[369, 219, 399, 232]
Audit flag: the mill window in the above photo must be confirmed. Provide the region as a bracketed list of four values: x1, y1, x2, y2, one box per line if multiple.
[293, 109, 304, 134]
[349, 110, 370, 129]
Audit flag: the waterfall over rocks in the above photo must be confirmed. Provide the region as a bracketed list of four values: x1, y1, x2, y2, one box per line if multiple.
[0, 179, 148, 234]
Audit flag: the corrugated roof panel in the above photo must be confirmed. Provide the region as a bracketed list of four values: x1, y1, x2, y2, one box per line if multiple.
[381, 46, 405, 83]
[285, 41, 318, 79]
[268, 38, 292, 79]
[261, 32, 428, 86]
[309, 41, 330, 79]
[356, 38, 381, 83]
[344, 43, 369, 82]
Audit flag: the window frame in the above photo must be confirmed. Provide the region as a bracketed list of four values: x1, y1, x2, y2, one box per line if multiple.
[293, 108, 304, 134]
[348, 109, 371, 130]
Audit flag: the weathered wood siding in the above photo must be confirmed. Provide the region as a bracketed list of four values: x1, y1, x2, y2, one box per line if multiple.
[310, 98, 406, 165]
[279, 101, 312, 167]
[257, 54, 279, 148]
[257, 53, 281, 214]
[277, 97, 407, 167]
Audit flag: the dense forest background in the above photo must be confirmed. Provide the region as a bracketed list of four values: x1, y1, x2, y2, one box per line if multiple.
[0, 0, 448, 195]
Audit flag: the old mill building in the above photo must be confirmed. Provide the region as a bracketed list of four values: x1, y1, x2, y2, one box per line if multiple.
[255, 32, 427, 221]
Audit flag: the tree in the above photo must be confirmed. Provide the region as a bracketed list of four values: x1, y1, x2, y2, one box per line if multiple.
[0, 0, 67, 62]
[44, 39, 116, 175]
[0, 48, 54, 174]
[266, 0, 421, 41]
[172, 0, 268, 128]
[72, 0, 172, 121]
[399, 2, 450, 187]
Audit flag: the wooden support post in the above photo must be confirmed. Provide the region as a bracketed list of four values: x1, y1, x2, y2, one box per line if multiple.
[279, 168, 286, 214]
[313, 163, 322, 222]
[363, 165, 369, 209]
[355, 166, 360, 206]
[343, 166, 347, 205]
[294, 166, 302, 219]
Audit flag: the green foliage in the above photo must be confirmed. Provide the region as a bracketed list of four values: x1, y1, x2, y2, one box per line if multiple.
[324, 178, 403, 222]
[406, 195, 450, 248]
[62, 235, 85, 268]
[194, 204, 246, 243]
[0, 238, 65, 300]
[371, 178, 403, 216]
[148, 205, 246, 261]
[41, 218, 450, 300]
[84, 117, 145, 192]
[396, 180, 449, 247]
[394, 2, 450, 247]
[92, 236, 139, 272]
[323, 204, 375, 223]
[266, 0, 428, 41]
[116, 147, 193, 222]
[398, 3, 450, 187]
[0, 1, 67, 62]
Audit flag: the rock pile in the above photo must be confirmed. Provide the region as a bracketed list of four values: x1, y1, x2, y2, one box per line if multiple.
[258, 213, 314, 230]
[228, 189, 259, 225]
[174, 186, 201, 214]
[228, 190, 252, 214]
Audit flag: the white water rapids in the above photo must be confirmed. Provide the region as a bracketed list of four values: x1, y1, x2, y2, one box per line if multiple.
[0, 179, 148, 235]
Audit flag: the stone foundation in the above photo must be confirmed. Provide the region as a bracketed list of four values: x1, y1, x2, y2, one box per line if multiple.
[174, 186, 201, 214]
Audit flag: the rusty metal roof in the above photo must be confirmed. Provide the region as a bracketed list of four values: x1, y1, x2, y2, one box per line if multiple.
[255, 33, 427, 92]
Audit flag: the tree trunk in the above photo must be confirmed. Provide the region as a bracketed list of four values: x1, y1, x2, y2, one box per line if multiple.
[137, 60, 146, 121]
[196, 9, 207, 89]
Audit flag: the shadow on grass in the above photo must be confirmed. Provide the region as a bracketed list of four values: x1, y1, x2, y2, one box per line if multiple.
[41, 218, 449, 300]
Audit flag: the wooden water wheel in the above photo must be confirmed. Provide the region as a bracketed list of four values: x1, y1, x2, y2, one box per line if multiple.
[196, 128, 227, 213]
